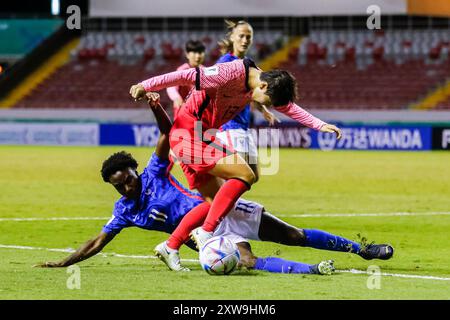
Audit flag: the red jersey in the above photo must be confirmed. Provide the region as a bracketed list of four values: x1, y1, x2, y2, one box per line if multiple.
[141, 58, 326, 130]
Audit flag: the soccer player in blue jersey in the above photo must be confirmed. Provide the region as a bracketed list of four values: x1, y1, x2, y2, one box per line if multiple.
[34, 93, 393, 274]
[215, 20, 279, 182]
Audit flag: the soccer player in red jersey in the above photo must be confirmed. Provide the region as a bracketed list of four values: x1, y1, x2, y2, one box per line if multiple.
[166, 40, 205, 119]
[129, 58, 342, 250]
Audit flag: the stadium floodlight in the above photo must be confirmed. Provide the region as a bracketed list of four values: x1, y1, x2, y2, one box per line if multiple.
[51, 0, 60, 15]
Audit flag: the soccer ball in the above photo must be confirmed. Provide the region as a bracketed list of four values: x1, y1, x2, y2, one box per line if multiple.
[199, 236, 240, 275]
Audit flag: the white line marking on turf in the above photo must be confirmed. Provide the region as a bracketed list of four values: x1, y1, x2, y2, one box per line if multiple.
[1, 212, 450, 222]
[0, 217, 108, 222]
[1, 244, 449, 281]
[0, 244, 198, 263]
[276, 212, 450, 218]
[336, 269, 450, 281]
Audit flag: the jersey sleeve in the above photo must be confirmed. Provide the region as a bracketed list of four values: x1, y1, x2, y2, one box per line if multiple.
[140, 68, 197, 92]
[145, 152, 170, 177]
[275, 102, 326, 130]
[102, 208, 131, 235]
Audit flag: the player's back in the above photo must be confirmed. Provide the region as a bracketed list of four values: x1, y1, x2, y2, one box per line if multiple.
[178, 58, 254, 129]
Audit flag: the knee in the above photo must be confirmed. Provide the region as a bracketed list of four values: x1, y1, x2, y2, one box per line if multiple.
[286, 228, 306, 246]
[239, 170, 256, 186]
[253, 170, 259, 183]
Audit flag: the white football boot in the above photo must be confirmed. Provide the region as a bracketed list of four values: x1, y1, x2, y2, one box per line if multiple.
[154, 241, 190, 272]
[190, 227, 213, 250]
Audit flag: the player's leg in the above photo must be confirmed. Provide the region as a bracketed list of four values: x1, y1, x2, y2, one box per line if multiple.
[258, 210, 393, 259]
[235, 242, 258, 269]
[196, 176, 224, 203]
[258, 210, 362, 252]
[154, 200, 211, 271]
[216, 129, 260, 182]
[236, 242, 334, 275]
[247, 158, 259, 183]
[191, 153, 256, 247]
[236, 150, 259, 183]
[245, 129, 259, 183]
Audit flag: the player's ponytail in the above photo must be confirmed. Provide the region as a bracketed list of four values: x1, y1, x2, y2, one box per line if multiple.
[218, 20, 251, 55]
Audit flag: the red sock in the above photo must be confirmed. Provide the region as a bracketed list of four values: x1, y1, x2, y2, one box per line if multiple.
[166, 202, 211, 250]
[203, 179, 250, 232]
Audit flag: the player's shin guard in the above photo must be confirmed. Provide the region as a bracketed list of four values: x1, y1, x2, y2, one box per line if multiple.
[166, 202, 211, 250]
[303, 229, 361, 253]
[202, 178, 250, 232]
[254, 257, 314, 274]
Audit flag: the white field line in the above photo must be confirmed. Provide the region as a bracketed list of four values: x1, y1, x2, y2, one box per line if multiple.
[0, 217, 108, 222]
[1, 244, 449, 282]
[0, 244, 199, 262]
[336, 269, 450, 281]
[276, 211, 450, 218]
[1, 211, 450, 222]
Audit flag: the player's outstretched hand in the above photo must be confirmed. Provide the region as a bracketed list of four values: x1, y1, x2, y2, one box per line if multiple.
[145, 92, 160, 109]
[129, 84, 146, 101]
[33, 261, 64, 268]
[320, 124, 342, 139]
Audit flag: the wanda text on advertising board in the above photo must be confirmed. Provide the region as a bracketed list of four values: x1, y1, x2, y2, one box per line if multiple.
[258, 125, 433, 151]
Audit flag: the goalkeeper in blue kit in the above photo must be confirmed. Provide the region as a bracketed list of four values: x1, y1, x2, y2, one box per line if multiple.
[34, 93, 393, 275]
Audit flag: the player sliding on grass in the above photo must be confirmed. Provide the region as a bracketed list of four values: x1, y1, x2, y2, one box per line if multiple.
[34, 94, 393, 275]
[129, 53, 343, 253]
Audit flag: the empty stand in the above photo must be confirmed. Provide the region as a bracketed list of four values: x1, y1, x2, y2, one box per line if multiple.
[286, 29, 450, 110]
[11, 29, 450, 110]
[13, 31, 286, 110]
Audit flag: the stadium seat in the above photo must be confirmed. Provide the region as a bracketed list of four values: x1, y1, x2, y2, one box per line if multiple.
[12, 30, 287, 110]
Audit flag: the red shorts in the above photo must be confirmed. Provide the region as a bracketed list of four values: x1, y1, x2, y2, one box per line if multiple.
[169, 108, 235, 190]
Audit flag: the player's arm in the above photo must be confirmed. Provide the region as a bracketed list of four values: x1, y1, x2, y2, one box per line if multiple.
[130, 61, 241, 101]
[166, 86, 184, 108]
[146, 92, 172, 160]
[130, 68, 197, 101]
[251, 101, 280, 126]
[33, 231, 116, 268]
[275, 102, 342, 139]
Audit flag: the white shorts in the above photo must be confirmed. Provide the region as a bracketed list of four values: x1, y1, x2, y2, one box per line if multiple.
[216, 129, 258, 159]
[213, 198, 264, 244]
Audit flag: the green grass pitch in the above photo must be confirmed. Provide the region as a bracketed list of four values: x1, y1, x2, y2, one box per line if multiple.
[0, 146, 449, 299]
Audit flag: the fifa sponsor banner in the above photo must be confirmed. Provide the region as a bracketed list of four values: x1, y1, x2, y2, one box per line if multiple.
[255, 125, 432, 151]
[0, 123, 99, 146]
[432, 127, 450, 150]
[100, 124, 160, 146]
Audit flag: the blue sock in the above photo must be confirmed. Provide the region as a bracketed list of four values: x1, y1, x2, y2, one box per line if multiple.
[254, 257, 315, 274]
[303, 229, 360, 253]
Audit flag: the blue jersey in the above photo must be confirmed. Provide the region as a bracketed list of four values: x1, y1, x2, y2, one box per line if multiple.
[217, 53, 251, 131]
[102, 153, 203, 236]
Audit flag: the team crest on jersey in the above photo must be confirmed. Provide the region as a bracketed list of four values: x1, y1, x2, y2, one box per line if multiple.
[204, 66, 218, 76]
